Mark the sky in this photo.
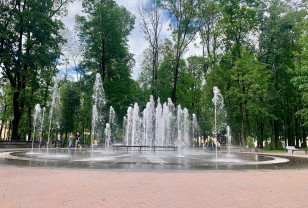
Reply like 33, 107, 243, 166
60, 0, 203, 80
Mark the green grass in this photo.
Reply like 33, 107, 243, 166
261, 149, 286, 153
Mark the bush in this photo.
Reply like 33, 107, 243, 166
270, 142, 276, 150
276, 140, 283, 150
84, 134, 91, 145
263, 141, 270, 151
247, 136, 255, 149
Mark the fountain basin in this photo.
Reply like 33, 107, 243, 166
1, 149, 307, 171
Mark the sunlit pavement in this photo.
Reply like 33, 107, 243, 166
1, 164, 308, 208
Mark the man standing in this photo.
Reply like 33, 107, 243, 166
57, 132, 61, 148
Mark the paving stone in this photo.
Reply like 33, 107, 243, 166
0, 165, 308, 207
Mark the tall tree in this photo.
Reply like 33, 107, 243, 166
138, 0, 163, 101
76, 0, 138, 123
0, 0, 71, 140
76, 0, 135, 81
292, 18, 308, 146
162, 0, 205, 103
198, 0, 222, 73
259, 0, 306, 147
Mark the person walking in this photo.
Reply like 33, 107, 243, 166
68, 132, 74, 148
57, 132, 62, 148
216, 140, 221, 151
75, 132, 81, 148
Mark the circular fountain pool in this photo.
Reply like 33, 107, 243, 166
1, 149, 308, 171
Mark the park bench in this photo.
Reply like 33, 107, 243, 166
286, 146, 307, 155
113, 145, 178, 153
286, 146, 297, 154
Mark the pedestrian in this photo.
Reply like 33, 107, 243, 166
93, 138, 98, 149
68, 132, 74, 148
210, 140, 215, 151
75, 132, 81, 148
216, 140, 221, 151
40, 136, 44, 148
57, 132, 61, 148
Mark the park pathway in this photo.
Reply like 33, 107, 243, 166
0, 165, 308, 208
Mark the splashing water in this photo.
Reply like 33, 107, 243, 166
91, 74, 106, 151
105, 123, 111, 150
212, 86, 224, 160
47, 82, 60, 151
39, 107, 45, 151
32, 104, 41, 152
226, 126, 232, 155
124, 96, 197, 150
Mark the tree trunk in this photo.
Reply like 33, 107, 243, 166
302, 126, 307, 148
101, 39, 106, 81
273, 120, 279, 149
239, 102, 245, 145
12, 91, 22, 140
258, 119, 264, 148
295, 117, 300, 148
287, 115, 294, 146
0, 104, 7, 140
7, 119, 12, 140
269, 119, 275, 148
244, 98, 250, 137
171, 56, 180, 104
28, 105, 33, 141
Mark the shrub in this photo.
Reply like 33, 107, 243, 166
276, 140, 283, 150
84, 134, 91, 145
263, 141, 270, 151
270, 142, 276, 150
247, 136, 255, 149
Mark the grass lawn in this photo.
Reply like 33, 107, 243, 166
261, 150, 287, 153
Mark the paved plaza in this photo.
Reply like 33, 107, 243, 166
1, 163, 308, 208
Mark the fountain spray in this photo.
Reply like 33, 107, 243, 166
32, 104, 41, 152
47, 82, 60, 152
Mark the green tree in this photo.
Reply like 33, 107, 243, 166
258, 0, 306, 147
0, 0, 71, 140
162, 0, 205, 103
76, 0, 138, 125
217, 0, 260, 144
177, 56, 204, 114
76, 0, 135, 81
138, 0, 163, 100
293, 19, 308, 146
60, 82, 80, 142
198, 0, 222, 72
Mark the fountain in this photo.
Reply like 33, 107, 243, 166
91, 104, 98, 151
91, 73, 106, 151
226, 126, 232, 155
192, 114, 198, 149
104, 123, 111, 150
47, 82, 60, 151
39, 107, 45, 151
3, 78, 296, 172
124, 96, 194, 151
212, 86, 225, 160
31, 104, 41, 152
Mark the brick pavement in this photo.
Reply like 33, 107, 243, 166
0, 165, 308, 208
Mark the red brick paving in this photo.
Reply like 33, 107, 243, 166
1, 165, 308, 208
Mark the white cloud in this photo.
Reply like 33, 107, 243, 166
60, 0, 203, 80
61, 1, 83, 31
